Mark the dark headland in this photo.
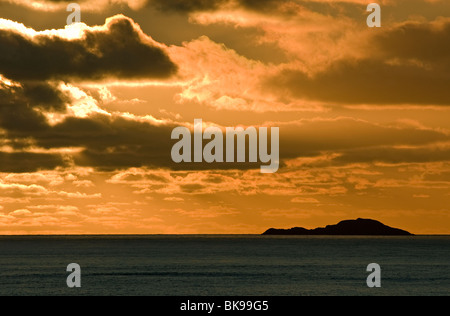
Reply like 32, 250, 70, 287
262, 218, 414, 236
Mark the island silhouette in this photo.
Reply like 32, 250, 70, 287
262, 218, 414, 236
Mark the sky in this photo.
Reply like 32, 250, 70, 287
0, 0, 449, 234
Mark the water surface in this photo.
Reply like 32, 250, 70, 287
0, 235, 448, 296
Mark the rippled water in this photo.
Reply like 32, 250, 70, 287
0, 235, 449, 296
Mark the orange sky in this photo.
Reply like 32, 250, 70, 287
0, 0, 449, 234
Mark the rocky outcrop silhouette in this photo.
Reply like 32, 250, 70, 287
262, 218, 413, 236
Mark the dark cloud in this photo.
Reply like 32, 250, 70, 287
271, 60, 450, 105
0, 152, 66, 172
374, 19, 450, 63
31, 115, 270, 171
21, 82, 69, 112
148, 0, 227, 13
336, 146, 450, 165
279, 119, 449, 159
0, 15, 179, 172
44, 116, 448, 171
0, 0, 292, 14
0, 15, 177, 81
0, 83, 54, 132
148, 0, 287, 13
0, 81, 67, 172
268, 19, 450, 106
37, 115, 176, 170
238, 0, 290, 12
0, 110, 184, 172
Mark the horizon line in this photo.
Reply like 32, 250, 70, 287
1, 234, 449, 237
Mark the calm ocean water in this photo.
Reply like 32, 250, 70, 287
0, 235, 449, 296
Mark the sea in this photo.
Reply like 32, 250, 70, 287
0, 235, 449, 296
